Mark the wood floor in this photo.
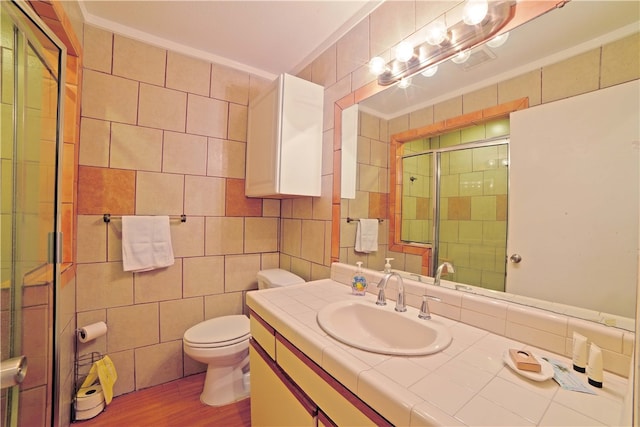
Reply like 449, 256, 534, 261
78, 373, 251, 427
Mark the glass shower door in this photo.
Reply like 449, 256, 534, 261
1, 1, 64, 426
435, 142, 509, 291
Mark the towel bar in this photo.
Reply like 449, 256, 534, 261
103, 214, 187, 223
346, 217, 383, 223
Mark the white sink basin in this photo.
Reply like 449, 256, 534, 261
317, 300, 452, 356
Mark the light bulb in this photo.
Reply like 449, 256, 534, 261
463, 0, 488, 25
425, 20, 447, 46
451, 50, 471, 64
487, 32, 510, 48
398, 77, 412, 89
421, 65, 438, 77
395, 41, 414, 63
368, 56, 386, 76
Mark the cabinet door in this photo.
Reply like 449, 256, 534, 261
246, 74, 323, 197
276, 336, 391, 426
278, 74, 323, 196
249, 341, 316, 426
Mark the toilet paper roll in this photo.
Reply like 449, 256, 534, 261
78, 321, 107, 343
74, 399, 105, 421
75, 385, 105, 411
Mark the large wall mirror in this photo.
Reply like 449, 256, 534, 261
335, 0, 639, 329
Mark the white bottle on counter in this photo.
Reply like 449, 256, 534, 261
384, 258, 394, 273
587, 343, 603, 388
572, 332, 588, 373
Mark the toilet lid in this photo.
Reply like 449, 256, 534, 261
184, 315, 250, 345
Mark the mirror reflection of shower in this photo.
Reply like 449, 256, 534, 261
401, 118, 510, 292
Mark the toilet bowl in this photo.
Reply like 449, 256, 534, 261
183, 269, 304, 407
183, 315, 250, 406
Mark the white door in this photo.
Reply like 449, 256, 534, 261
507, 80, 639, 318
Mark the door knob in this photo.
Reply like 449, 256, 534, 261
0, 356, 27, 389
509, 254, 522, 263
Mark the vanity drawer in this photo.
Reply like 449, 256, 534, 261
276, 334, 391, 427
249, 310, 276, 359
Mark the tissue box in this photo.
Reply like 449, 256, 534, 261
509, 349, 541, 372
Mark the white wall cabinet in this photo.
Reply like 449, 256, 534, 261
245, 73, 324, 198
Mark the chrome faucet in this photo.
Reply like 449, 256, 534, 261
376, 272, 406, 312
433, 262, 454, 286
418, 294, 441, 320
418, 262, 453, 320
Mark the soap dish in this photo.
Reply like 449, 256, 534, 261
503, 350, 554, 381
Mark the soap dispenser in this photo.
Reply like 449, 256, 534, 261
384, 258, 394, 274
352, 262, 368, 296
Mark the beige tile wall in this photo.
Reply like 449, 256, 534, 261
75, 25, 276, 394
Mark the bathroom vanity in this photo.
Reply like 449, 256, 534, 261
247, 263, 632, 426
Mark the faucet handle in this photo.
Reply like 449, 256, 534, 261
418, 295, 441, 320
395, 292, 407, 312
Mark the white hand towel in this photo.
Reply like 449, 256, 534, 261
121, 216, 174, 272
355, 219, 378, 253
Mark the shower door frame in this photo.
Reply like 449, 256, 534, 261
1, 1, 66, 426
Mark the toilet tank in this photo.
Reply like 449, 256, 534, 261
256, 269, 305, 289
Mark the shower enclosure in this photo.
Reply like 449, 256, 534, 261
1, 1, 65, 426
401, 119, 509, 291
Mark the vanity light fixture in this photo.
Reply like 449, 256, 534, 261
421, 65, 438, 77
398, 77, 412, 89
425, 19, 447, 46
450, 50, 471, 64
395, 41, 414, 63
487, 31, 510, 48
368, 56, 386, 76
370, 0, 515, 87
463, 0, 489, 25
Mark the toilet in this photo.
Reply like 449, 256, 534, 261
183, 269, 304, 406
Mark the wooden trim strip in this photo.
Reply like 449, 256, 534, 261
250, 339, 317, 417
276, 333, 393, 426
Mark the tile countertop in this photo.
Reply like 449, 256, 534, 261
246, 279, 630, 427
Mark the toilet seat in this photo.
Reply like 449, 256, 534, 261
183, 315, 250, 349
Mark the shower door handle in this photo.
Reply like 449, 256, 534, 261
509, 254, 522, 263
0, 356, 27, 389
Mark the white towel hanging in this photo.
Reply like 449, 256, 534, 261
121, 216, 174, 272
355, 219, 378, 253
